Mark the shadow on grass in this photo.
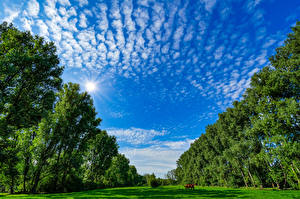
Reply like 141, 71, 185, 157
0, 186, 245, 199
82, 187, 243, 199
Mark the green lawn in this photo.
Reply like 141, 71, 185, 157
0, 186, 299, 199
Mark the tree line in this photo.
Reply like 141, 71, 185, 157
174, 22, 300, 189
0, 22, 143, 194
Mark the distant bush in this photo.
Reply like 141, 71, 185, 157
150, 178, 160, 188
144, 173, 160, 188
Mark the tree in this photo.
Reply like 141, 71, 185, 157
145, 173, 160, 187
165, 169, 177, 184
127, 165, 142, 186
104, 154, 130, 187
244, 21, 300, 189
84, 130, 118, 186
30, 83, 101, 193
0, 22, 63, 133
0, 22, 63, 193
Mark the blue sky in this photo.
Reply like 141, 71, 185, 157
1, 0, 299, 177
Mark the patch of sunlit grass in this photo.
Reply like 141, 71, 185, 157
1, 186, 299, 198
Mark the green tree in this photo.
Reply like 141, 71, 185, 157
0, 22, 63, 133
30, 83, 101, 193
84, 130, 118, 187
0, 22, 63, 193
165, 169, 177, 185
127, 165, 141, 186
244, 22, 300, 189
104, 154, 130, 187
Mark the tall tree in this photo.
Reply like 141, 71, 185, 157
84, 130, 118, 186
244, 21, 300, 189
0, 22, 63, 132
104, 154, 130, 187
30, 83, 101, 193
0, 22, 63, 193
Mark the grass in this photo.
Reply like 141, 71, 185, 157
0, 186, 299, 199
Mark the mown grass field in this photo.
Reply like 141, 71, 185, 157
0, 186, 299, 199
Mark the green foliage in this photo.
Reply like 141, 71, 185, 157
175, 21, 300, 189
145, 173, 161, 188
103, 154, 142, 188
84, 130, 118, 186
165, 169, 178, 185
0, 22, 63, 131
0, 22, 63, 194
29, 82, 102, 193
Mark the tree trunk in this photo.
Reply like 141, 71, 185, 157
30, 152, 50, 193
31, 139, 56, 193
291, 163, 300, 190
10, 177, 14, 194
53, 146, 62, 192
240, 169, 248, 187
31, 164, 43, 193
61, 166, 68, 192
248, 170, 256, 187
23, 156, 30, 193
279, 163, 287, 188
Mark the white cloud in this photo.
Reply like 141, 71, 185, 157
263, 39, 276, 48
79, 13, 87, 28
27, 0, 40, 17
133, 7, 149, 30
162, 139, 194, 150
214, 46, 225, 60
245, 0, 262, 13
201, 0, 216, 13
120, 138, 194, 177
57, 0, 71, 6
44, 0, 58, 19
107, 127, 166, 145
21, 17, 34, 31
110, 0, 122, 19
106, 127, 194, 177
3, 6, 20, 23
173, 26, 184, 50
96, 3, 108, 32
37, 20, 49, 37
249, 67, 260, 77
76, 0, 88, 7
112, 19, 123, 30
84, 9, 93, 16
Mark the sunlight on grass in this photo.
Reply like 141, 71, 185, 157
1, 186, 299, 199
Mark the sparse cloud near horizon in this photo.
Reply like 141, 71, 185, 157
107, 127, 194, 177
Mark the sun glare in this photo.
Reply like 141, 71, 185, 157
85, 81, 96, 92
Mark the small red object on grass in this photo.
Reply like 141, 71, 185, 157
184, 184, 195, 190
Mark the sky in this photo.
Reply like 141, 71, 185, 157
1, 0, 299, 177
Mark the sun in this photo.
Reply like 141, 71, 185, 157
85, 81, 97, 92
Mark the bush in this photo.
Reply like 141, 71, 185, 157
150, 178, 160, 188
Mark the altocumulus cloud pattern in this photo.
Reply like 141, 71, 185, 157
1, 0, 299, 177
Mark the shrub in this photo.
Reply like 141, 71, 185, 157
150, 178, 160, 188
